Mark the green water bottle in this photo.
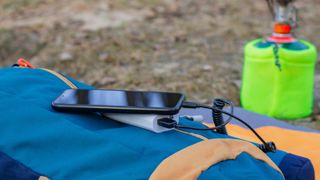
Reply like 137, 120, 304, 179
241, 1, 317, 119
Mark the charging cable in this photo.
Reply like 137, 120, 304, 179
157, 101, 277, 153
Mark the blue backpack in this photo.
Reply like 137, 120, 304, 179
0, 64, 314, 180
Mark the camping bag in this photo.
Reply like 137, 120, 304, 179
0, 66, 314, 179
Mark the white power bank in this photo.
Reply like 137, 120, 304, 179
104, 113, 179, 133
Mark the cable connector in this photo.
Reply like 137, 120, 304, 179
182, 101, 200, 108
182, 115, 204, 122
213, 99, 227, 134
258, 142, 277, 153
157, 118, 177, 129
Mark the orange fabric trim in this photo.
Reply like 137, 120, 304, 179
174, 129, 208, 140
150, 139, 283, 180
223, 124, 320, 180
40, 68, 78, 89
38, 176, 50, 180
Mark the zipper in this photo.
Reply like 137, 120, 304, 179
14, 59, 77, 89
40, 68, 78, 89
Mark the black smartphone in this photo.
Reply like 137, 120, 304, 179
52, 89, 185, 115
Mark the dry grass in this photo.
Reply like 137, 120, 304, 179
0, 0, 319, 129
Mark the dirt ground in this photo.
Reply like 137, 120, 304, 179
1, 0, 320, 129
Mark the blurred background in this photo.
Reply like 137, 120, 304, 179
0, 0, 319, 128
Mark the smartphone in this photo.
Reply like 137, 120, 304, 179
52, 89, 185, 115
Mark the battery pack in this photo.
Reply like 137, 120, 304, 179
104, 113, 179, 133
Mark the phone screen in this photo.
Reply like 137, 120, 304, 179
52, 89, 184, 113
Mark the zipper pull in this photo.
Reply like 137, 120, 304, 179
15, 58, 35, 68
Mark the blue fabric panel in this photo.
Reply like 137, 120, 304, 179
0, 151, 40, 180
198, 152, 283, 180
279, 153, 315, 180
